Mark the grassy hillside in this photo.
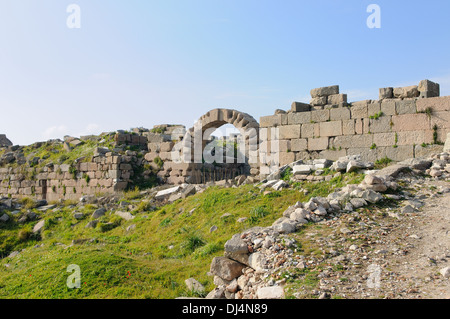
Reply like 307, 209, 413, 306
0, 172, 364, 299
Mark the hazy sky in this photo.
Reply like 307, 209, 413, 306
1, 0, 450, 145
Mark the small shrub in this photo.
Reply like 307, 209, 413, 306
183, 234, 206, 253
370, 143, 377, 150
154, 157, 164, 169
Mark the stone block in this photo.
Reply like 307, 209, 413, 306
310, 96, 327, 106
373, 132, 396, 147
369, 116, 392, 133
327, 94, 347, 105
395, 100, 416, 115
430, 111, 450, 129
279, 140, 291, 152
301, 123, 319, 138
415, 144, 445, 158
310, 85, 339, 98
381, 101, 396, 116
416, 96, 450, 113
393, 85, 420, 99
319, 149, 347, 161
367, 102, 381, 117
342, 119, 355, 135
347, 147, 378, 162
319, 121, 342, 137
288, 112, 311, 125
333, 134, 373, 149
307, 137, 329, 151
396, 131, 425, 146
379, 87, 393, 100
350, 104, 368, 119
279, 152, 295, 166
311, 109, 330, 122
260, 115, 281, 128
291, 102, 311, 112
418, 79, 440, 98
379, 145, 414, 162
391, 114, 431, 131
290, 139, 308, 151
330, 107, 351, 121
279, 125, 301, 139
158, 142, 174, 152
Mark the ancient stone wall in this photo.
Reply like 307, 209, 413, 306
259, 80, 449, 177
0, 150, 134, 202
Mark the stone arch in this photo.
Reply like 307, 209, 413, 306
180, 108, 259, 181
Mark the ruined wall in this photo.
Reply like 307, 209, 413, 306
0, 150, 134, 202
259, 80, 449, 177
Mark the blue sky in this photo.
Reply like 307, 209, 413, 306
1, 0, 450, 145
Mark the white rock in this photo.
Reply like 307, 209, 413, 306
293, 165, 312, 175
115, 211, 135, 221
248, 252, 267, 271
155, 186, 181, 200
440, 267, 450, 278
33, 220, 45, 233
185, 278, 205, 293
257, 286, 285, 299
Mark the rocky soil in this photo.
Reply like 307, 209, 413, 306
206, 153, 450, 299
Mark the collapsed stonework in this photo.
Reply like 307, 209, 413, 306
0, 79, 449, 200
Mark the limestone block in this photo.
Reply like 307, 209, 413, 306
342, 119, 355, 135
372, 132, 396, 147
279, 125, 301, 139
319, 149, 347, 161
369, 116, 392, 133
327, 94, 347, 105
333, 134, 373, 149
393, 85, 420, 99
346, 147, 378, 162
330, 107, 351, 121
290, 139, 308, 151
301, 123, 319, 138
381, 101, 396, 116
288, 112, 311, 125
379, 87, 393, 100
291, 102, 311, 112
279, 140, 291, 152
430, 111, 450, 129
279, 152, 295, 166
395, 100, 416, 115
311, 109, 330, 122
310, 85, 339, 98
367, 102, 381, 117
307, 137, 329, 151
260, 115, 281, 128
310, 96, 327, 106
391, 114, 431, 131
379, 145, 414, 162
393, 130, 423, 145
319, 121, 342, 137
416, 96, 450, 113
418, 79, 440, 98
350, 104, 368, 119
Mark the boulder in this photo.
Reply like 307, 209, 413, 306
155, 186, 181, 200
224, 234, 249, 255
210, 257, 246, 281
185, 278, 205, 293
91, 207, 107, 219
115, 211, 135, 221
33, 220, 45, 233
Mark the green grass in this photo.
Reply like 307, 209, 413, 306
0, 184, 305, 299
0, 170, 367, 299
